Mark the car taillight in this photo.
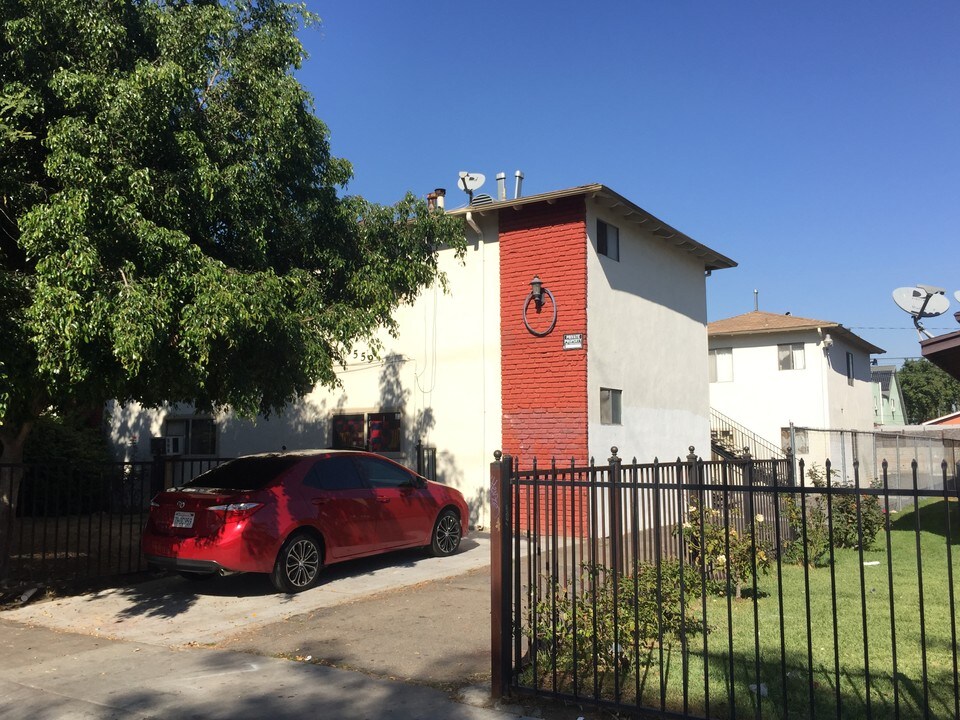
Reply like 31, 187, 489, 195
208, 502, 264, 521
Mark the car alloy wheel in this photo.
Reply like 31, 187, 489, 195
271, 532, 322, 593
431, 509, 461, 557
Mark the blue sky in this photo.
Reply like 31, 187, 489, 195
297, 2, 959, 365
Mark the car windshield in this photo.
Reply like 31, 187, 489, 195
182, 456, 303, 491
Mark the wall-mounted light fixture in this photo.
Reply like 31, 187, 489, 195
523, 275, 557, 336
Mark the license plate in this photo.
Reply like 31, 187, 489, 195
172, 511, 195, 529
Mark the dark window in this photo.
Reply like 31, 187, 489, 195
597, 219, 620, 261
600, 388, 622, 425
304, 455, 365, 491
846, 352, 855, 386
331, 414, 365, 449
164, 417, 217, 455
332, 411, 402, 453
357, 457, 416, 489
367, 412, 401, 452
184, 456, 301, 491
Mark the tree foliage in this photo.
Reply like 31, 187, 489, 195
0, 0, 463, 461
898, 359, 960, 424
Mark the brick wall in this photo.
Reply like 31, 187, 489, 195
499, 196, 590, 534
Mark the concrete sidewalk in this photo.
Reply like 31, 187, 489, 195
0, 620, 536, 720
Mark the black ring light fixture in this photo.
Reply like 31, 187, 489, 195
522, 275, 557, 336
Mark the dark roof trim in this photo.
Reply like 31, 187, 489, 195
921, 329, 960, 381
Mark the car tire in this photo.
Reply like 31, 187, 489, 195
430, 509, 462, 557
178, 570, 216, 582
270, 531, 323, 593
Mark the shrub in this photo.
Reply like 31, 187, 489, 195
677, 497, 771, 599
527, 561, 701, 687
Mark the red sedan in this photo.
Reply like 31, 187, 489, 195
142, 450, 469, 593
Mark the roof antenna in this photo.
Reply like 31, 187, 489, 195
754, 289, 759, 312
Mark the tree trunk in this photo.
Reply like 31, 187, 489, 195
0, 422, 31, 581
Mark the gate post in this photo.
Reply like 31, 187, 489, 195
608, 447, 623, 574
490, 450, 512, 699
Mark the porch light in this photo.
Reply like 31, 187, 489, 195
530, 276, 544, 309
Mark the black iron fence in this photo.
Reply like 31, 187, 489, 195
490, 448, 960, 720
0, 458, 225, 585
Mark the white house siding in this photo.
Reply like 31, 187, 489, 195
709, 329, 878, 473
708, 332, 829, 450
586, 201, 711, 464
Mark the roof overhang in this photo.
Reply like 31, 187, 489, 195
710, 322, 885, 355
447, 184, 737, 272
921, 330, 960, 381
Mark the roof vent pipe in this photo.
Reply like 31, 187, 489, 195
514, 170, 524, 199
434, 188, 446, 211
496, 173, 506, 201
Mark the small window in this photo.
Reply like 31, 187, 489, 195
331, 414, 366, 450
332, 411, 402, 453
597, 219, 620, 261
846, 352, 855, 386
600, 388, 622, 425
777, 343, 805, 371
357, 456, 416, 489
709, 348, 733, 382
164, 417, 217, 456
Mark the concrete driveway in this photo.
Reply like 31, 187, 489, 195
1, 534, 491, 648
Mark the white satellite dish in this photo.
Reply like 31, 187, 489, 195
892, 285, 950, 340
457, 172, 486, 193
892, 287, 949, 317
955, 290, 960, 304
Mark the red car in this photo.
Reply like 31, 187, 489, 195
142, 450, 469, 593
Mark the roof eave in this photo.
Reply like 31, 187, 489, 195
447, 184, 737, 272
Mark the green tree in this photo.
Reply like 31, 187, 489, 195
0, 0, 464, 469
898, 359, 960, 424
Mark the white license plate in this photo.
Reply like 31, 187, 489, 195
172, 511, 195, 529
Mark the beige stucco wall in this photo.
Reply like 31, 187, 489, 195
586, 199, 712, 463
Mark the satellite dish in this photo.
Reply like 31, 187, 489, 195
955, 290, 960, 304
892, 287, 949, 317
457, 172, 485, 193
892, 285, 950, 340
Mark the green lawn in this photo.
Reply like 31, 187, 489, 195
524, 498, 960, 720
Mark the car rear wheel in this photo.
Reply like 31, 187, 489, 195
430, 509, 462, 557
271, 532, 323, 593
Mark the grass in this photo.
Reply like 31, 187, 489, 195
523, 497, 960, 720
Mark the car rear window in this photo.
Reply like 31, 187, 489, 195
183, 456, 304, 490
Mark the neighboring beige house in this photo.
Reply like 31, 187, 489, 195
111, 182, 736, 527
708, 311, 884, 465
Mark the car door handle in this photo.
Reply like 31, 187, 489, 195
377, 496, 390, 503
312, 498, 331, 505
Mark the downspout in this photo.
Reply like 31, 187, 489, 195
465, 211, 489, 530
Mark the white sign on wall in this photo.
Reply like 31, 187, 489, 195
563, 333, 584, 350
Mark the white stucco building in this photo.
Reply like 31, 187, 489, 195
111, 183, 736, 526
708, 311, 884, 463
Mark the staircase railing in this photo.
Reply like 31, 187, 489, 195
710, 408, 785, 461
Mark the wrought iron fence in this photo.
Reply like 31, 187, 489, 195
490, 449, 960, 720
0, 458, 226, 585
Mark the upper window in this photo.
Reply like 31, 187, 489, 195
331, 411, 402, 453
600, 388, 622, 425
164, 417, 217, 456
846, 352, 855, 386
777, 343, 805, 371
709, 348, 733, 383
597, 219, 620, 261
